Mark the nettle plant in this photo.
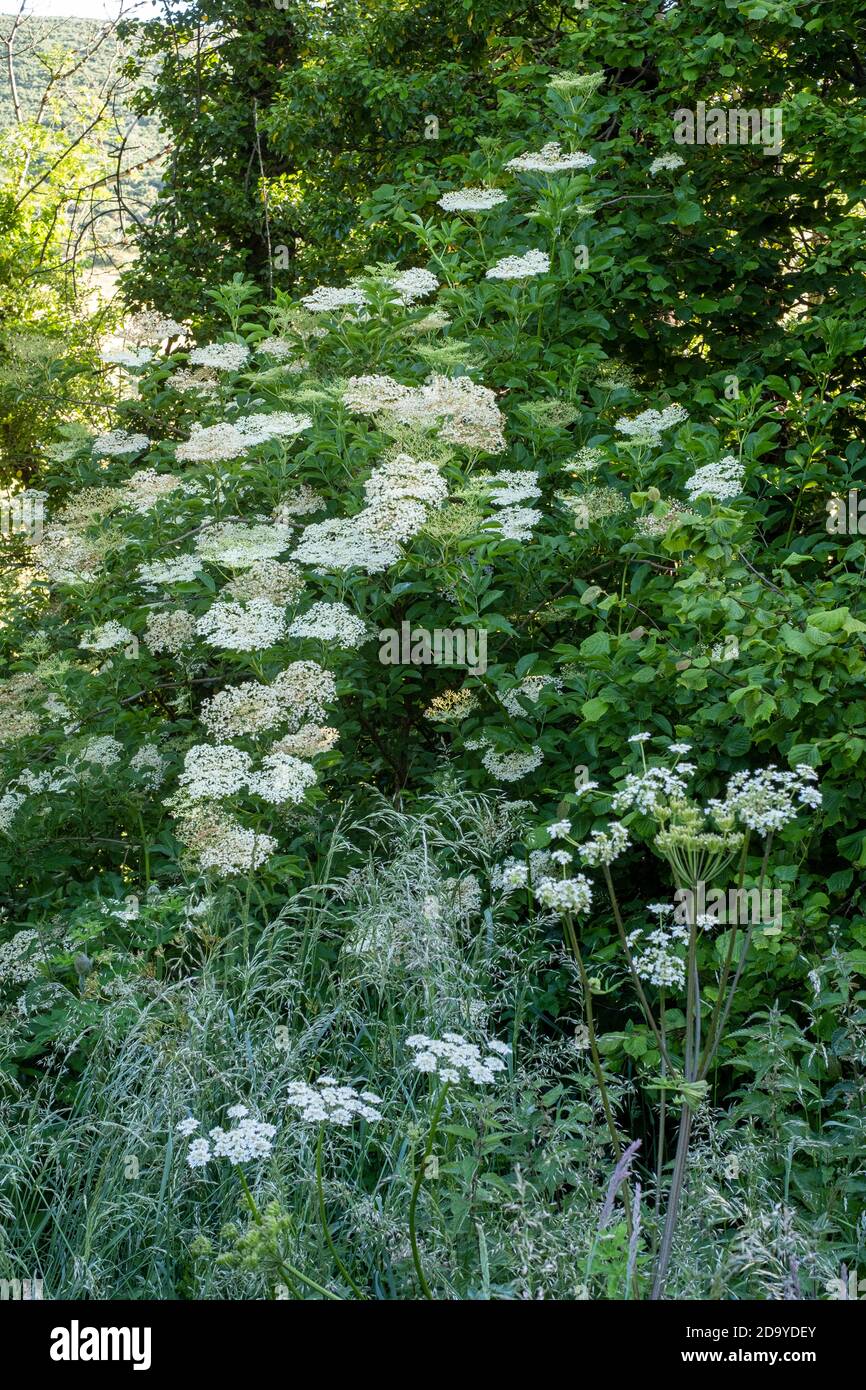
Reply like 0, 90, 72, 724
513, 737, 823, 1297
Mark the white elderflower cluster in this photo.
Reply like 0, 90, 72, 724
364, 454, 448, 509
273, 484, 325, 519
200, 679, 290, 739
225, 559, 305, 605
101, 347, 153, 369
144, 609, 197, 655
78, 735, 124, 768
649, 154, 685, 175
92, 429, 150, 458
614, 404, 689, 447
185, 1108, 277, 1168
256, 336, 295, 360
684, 455, 745, 502
490, 857, 529, 893
407, 1033, 510, 1085
127, 310, 185, 342
344, 373, 505, 453
578, 822, 630, 866
343, 374, 413, 415
286, 1078, 383, 1125
388, 267, 439, 304
486, 249, 551, 281
499, 673, 562, 718
292, 513, 407, 574
437, 187, 508, 212
233, 411, 312, 445
708, 766, 821, 837
188, 342, 250, 372
169, 367, 219, 396
137, 555, 203, 587
612, 765, 694, 815
0, 928, 49, 986
130, 743, 168, 789
444, 873, 483, 918
493, 505, 542, 540
272, 723, 339, 758
634, 501, 694, 536
123, 469, 185, 513
300, 285, 368, 313
179, 744, 255, 800
252, 751, 317, 805
175, 422, 248, 463
195, 521, 294, 569
196, 597, 287, 651
533, 873, 593, 915
484, 469, 541, 506
481, 745, 544, 781
288, 601, 368, 648
174, 804, 278, 875
79, 620, 134, 652
505, 142, 596, 173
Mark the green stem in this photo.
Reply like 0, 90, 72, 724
409, 1081, 450, 1299
316, 1126, 366, 1298
236, 1167, 343, 1302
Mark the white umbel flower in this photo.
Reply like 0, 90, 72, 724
486, 249, 550, 281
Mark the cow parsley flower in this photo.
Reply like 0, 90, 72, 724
548, 819, 572, 839
708, 766, 821, 836
406, 1033, 510, 1085
177, 1117, 200, 1138
578, 822, 630, 866
534, 874, 592, 915
286, 1078, 383, 1125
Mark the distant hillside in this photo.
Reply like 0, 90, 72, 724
0, 13, 164, 260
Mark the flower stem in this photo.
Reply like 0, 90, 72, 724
316, 1125, 366, 1298
409, 1081, 450, 1299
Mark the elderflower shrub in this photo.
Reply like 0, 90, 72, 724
1, 39, 864, 1304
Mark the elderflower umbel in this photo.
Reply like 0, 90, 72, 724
92, 429, 150, 458
481, 745, 544, 782
505, 143, 596, 173
196, 598, 287, 651
437, 187, 508, 212
649, 154, 685, 175
486, 250, 550, 281
288, 602, 367, 648
684, 456, 745, 502
188, 343, 250, 372
407, 1033, 510, 1085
